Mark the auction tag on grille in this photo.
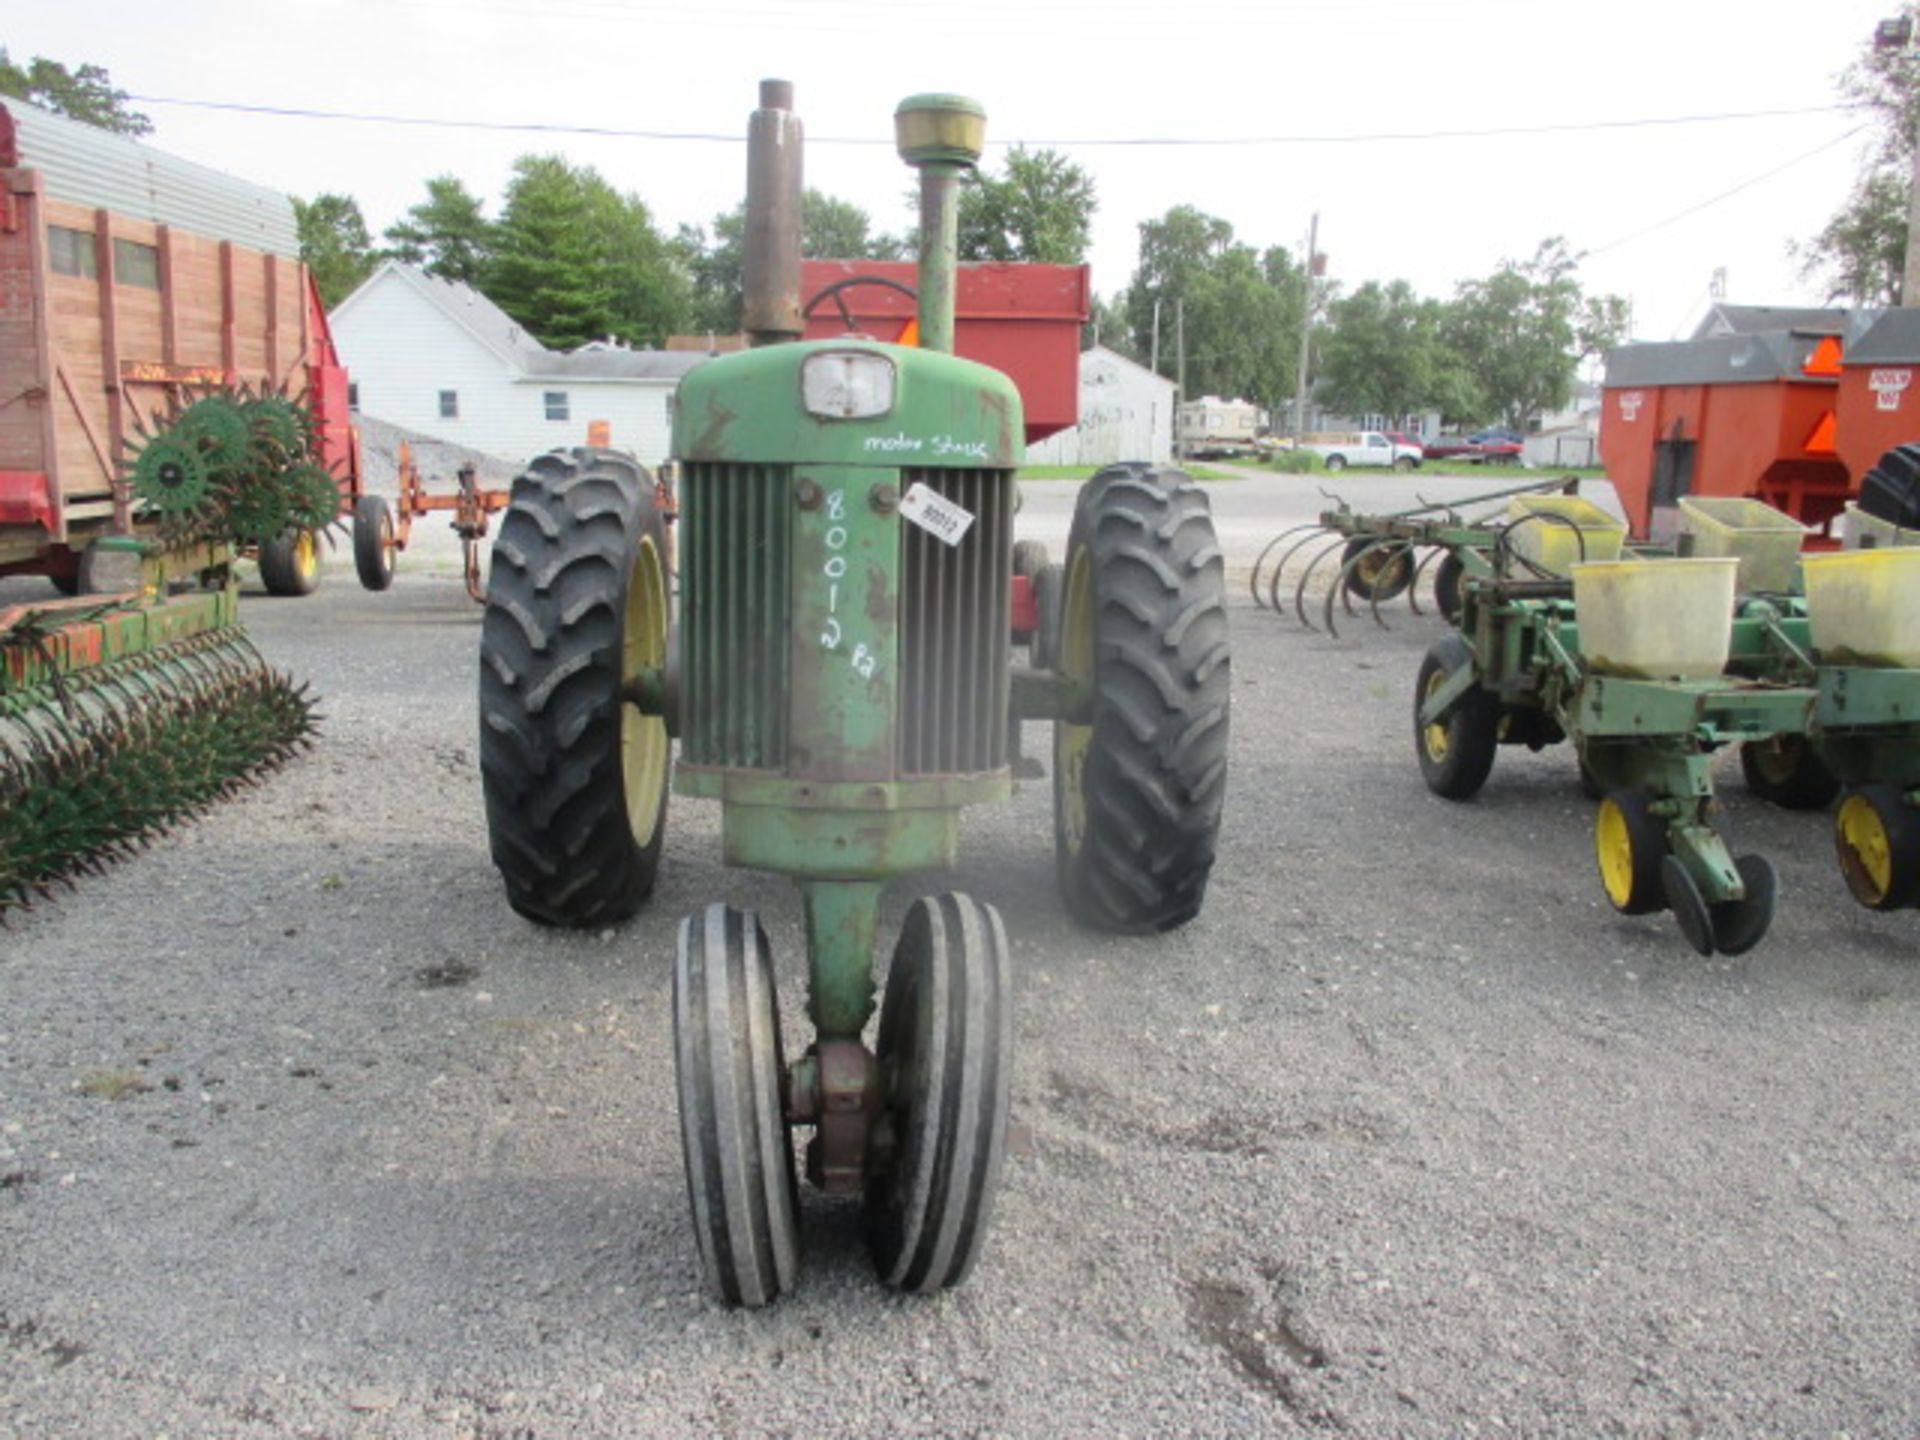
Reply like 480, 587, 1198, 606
898, 482, 974, 547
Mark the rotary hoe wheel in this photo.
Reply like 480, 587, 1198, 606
258, 529, 323, 597
479, 448, 670, 928
353, 495, 397, 592
1052, 464, 1230, 934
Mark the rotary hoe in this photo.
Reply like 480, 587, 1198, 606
0, 387, 333, 911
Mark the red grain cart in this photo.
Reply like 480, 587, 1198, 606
1834, 309, 1920, 489
1600, 329, 1850, 542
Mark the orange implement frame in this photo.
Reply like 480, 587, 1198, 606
385, 440, 677, 603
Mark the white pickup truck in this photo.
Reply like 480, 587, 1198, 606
1303, 431, 1422, 472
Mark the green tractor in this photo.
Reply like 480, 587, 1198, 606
478, 84, 1230, 1304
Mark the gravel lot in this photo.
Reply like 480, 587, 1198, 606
3, 466, 1918, 1437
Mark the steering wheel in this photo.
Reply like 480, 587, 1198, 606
802, 275, 919, 335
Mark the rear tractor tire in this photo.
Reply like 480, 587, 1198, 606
1053, 463, 1230, 933
479, 448, 671, 928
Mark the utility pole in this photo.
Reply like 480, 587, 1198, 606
1176, 298, 1187, 403
1293, 212, 1319, 437
1876, 16, 1920, 304
1150, 297, 1162, 377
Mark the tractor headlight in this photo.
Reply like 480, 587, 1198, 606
802, 351, 896, 420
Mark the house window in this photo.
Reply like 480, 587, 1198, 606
112, 238, 160, 290
544, 391, 570, 422
439, 390, 459, 419
348, 382, 360, 412
47, 225, 97, 279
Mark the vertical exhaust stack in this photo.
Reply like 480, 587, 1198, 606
742, 79, 804, 348
895, 94, 986, 357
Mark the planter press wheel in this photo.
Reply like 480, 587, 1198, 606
802, 275, 919, 336
1340, 537, 1412, 602
1739, 734, 1840, 811
674, 903, 800, 1308
865, 893, 1012, 1294
479, 448, 671, 928
353, 494, 397, 591
259, 528, 322, 597
1595, 790, 1667, 916
1414, 632, 1498, 800
1834, 783, 1920, 911
1053, 464, 1230, 933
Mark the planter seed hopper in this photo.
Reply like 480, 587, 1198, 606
477, 84, 1230, 1304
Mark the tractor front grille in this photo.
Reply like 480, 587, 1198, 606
679, 461, 791, 770
898, 467, 1014, 777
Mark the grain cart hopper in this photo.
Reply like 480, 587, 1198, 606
478, 83, 1230, 1304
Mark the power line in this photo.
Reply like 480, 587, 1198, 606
125, 93, 1861, 149
1584, 124, 1869, 260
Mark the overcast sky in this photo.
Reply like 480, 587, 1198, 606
6, 0, 1905, 341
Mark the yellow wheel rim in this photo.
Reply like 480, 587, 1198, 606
1595, 796, 1637, 910
1055, 547, 1096, 856
1355, 547, 1404, 589
1421, 663, 1451, 765
1837, 793, 1894, 906
1748, 735, 1801, 786
620, 536, 669, 847
293, 529, 318, 580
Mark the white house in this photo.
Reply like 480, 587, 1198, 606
330, 262, 711, 466
1025, 346, 1176, 467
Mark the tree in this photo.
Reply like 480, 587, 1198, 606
1087, 291, 1133, 356
295, 194, 377, 308
681, 189, 905, 336
1800, 7, 1920, 303
956, 147, 1096, 264
1442, 238, 1599, 430
0, 49, 150, 135
1124, 207, 1302, 410
1803, 169, 1908, 305
486, 155, 686, 349
383, 176, 491, 286
1317, 280, 1447, 420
